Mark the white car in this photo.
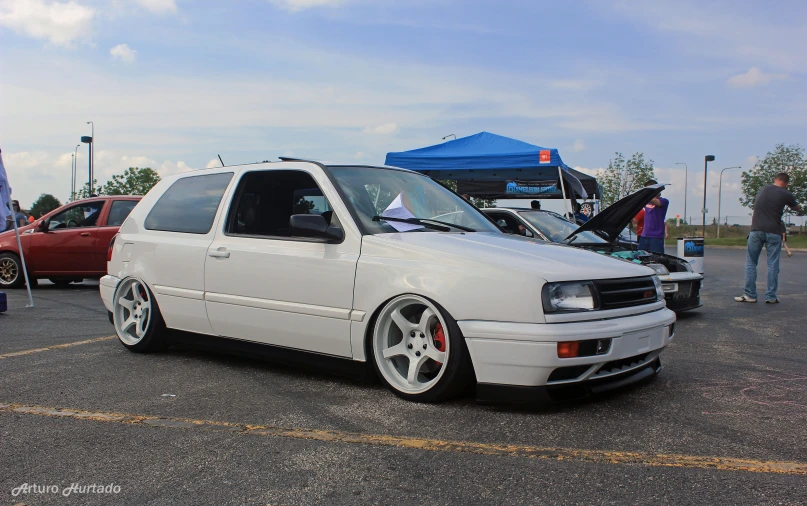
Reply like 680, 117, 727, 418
482, 185, 704, 312
100, 161, 676, 404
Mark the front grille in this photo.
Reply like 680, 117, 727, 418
596, 353, 649, 376
593, 277, 658, 310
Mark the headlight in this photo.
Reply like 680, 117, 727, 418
652, 275, 665, 301
542, 281, 596, 313
646, 263, 670, 275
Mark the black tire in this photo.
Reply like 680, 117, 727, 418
369, 295, 474, 403
112, 278, 168, 353
49, 278, 76, 287
0, 252, 25, 289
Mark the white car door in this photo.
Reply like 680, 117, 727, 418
203, 164, 361, 357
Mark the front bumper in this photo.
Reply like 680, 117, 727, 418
99, 274, 121, 313
477, 358, 662, 405
660, 274, 702, 312
459, 308, 676, 398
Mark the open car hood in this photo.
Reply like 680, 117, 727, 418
563, 184, 664, 244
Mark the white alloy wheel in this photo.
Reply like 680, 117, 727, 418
373, 295, 450, 395
114, 278, 153, 346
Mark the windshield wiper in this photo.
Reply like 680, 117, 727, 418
372, 216, 450, 232
416, 218, 475, 232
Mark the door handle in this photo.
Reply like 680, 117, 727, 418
208, 250, 230, 258
80, 232, 90, 237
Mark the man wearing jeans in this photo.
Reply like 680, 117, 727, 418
735, 173, 800, 303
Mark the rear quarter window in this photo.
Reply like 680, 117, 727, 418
144, 173, 234, 234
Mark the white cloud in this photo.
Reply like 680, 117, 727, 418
363, 123, 399, 135
727, 67, 787, 89
205, 158, 221, 169
159, 160, 193, 176
572, 139, 586, 152
110, 43, 137, 63
268, 0, 345, 12
550, 79, 602, 92
133, 0, 177, 15
0, 0, 94, 46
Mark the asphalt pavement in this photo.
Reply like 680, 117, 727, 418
1, 248, 806, 505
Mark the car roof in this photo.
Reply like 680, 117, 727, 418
481, 207, 544, 212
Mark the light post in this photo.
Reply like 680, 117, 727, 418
73, 144, 80, 200
81, 135, 93, 195
702, 155, 715, 238
442, 134, 456, 141
86, 121, 94, 194
675, 162, 688, 224
717, 166, 741, 238
70, 153, 74, 200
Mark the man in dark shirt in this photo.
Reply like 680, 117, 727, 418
735, 173, 801, 303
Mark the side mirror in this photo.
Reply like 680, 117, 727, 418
38, 220, 49, 232
289, 214, 344, 243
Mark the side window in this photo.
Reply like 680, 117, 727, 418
106, 200, 138, 227
49, 202, 105, 230
145, 173, 233, 234
226, 170, 335, 238
488, 212, 533, 237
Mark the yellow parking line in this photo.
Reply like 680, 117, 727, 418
1, 402, 805, 475
0, 336, 116, 359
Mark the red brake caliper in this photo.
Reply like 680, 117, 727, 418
432, 323, 446, 365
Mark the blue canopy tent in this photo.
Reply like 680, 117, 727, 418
384, 132, 593, 202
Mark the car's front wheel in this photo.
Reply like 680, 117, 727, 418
112, 278, 167, 353
0, 252, 25, 289
371, 295, 472, 402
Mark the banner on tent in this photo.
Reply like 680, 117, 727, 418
456, 179, 579, 199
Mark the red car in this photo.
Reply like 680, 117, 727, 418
0, 196, 142, 288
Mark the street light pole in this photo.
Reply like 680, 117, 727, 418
442, 134, 456, 141
703, 155, 715, 238
86, 121, 94, 195
717, 166, 741, 238
675, 162, 687, 223
73, 144, 80, 200
70, 153, 74, 200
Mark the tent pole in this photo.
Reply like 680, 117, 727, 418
558, 166, 570, 220
4, 185, 34, 307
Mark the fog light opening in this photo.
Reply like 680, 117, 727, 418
557, 341, 580, 358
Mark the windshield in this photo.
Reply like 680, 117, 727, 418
329, 166, 499, 234
518, 210, 607, 244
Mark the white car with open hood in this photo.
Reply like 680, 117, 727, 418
100, 160, 676, 404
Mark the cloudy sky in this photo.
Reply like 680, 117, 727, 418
1, 0, 805, 221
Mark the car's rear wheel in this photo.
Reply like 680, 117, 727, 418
113, 277, 166, 352
371, 294, 471, 402
0, 252, 25, 289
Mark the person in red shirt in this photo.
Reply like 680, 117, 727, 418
632, 209, 645, 241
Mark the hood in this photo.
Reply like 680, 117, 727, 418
364, 231, 655, 282
564, 184, 664, 243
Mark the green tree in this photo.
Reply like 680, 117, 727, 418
740, 143, 806, 214
596, 152, 656, 209
29, 194, 62, 218
75, 180, 103, 200
102, 167, 161, 196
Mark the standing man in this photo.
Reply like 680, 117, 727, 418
637, 180, 669, 253
735, 173, 800, 303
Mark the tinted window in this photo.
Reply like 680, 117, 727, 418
486, 212, 533, 238
49, 202, 105, 229
226, 170, 335, 238
106, 200, 138, 227
145, 173, 233, 234
518, 210, 607, 244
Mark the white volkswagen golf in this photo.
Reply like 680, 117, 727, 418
100, 160, 676, 404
